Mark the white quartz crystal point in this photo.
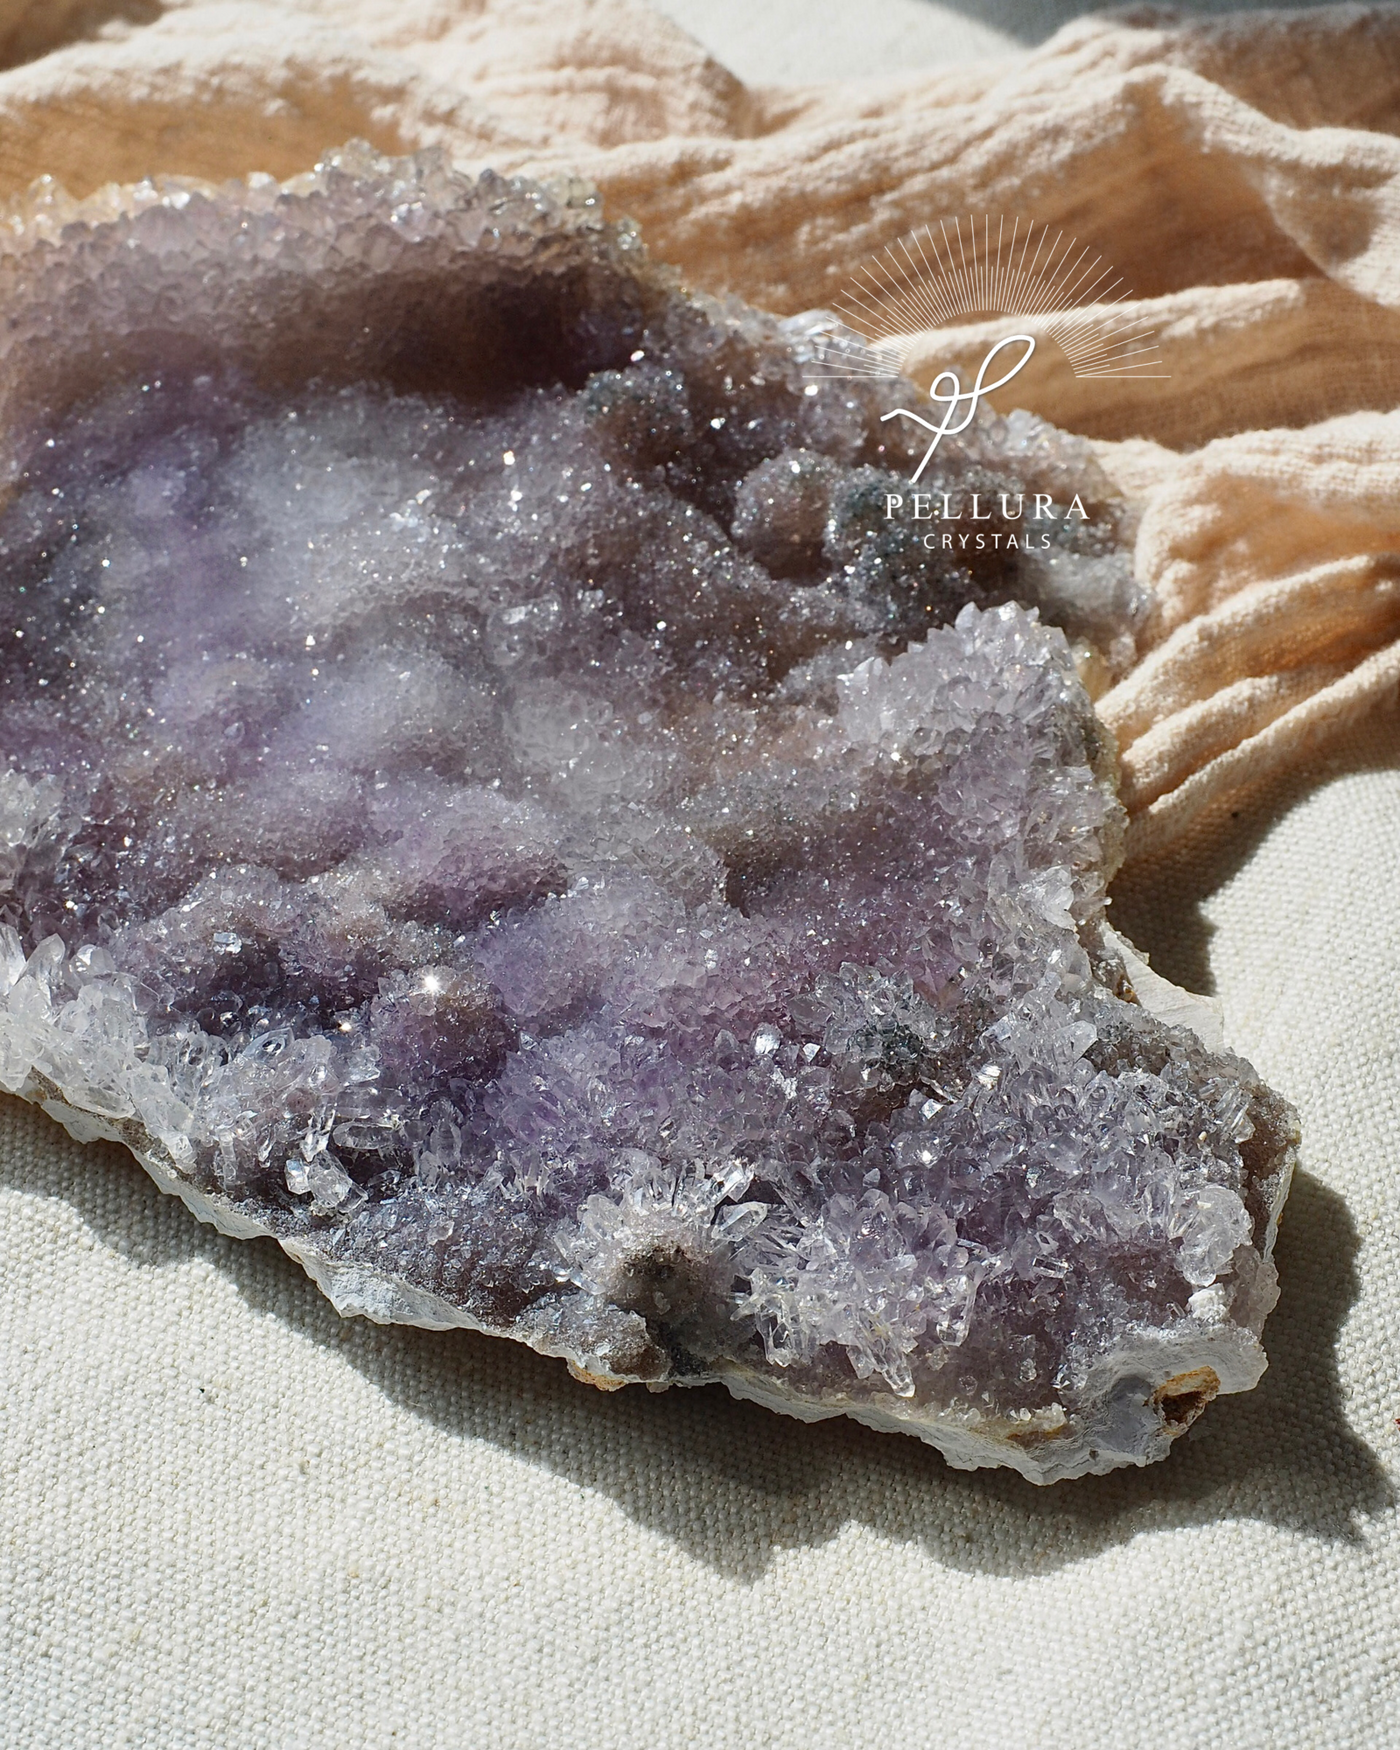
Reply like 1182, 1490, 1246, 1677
0, 147, 1296, 1481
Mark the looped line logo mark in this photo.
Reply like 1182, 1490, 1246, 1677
880, 331, 1037, 484
804, 215, 1169, 482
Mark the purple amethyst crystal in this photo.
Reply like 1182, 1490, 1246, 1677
0, 147, 1295, 1480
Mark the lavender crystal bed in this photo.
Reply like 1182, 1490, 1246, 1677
0, 147, 1295, 1481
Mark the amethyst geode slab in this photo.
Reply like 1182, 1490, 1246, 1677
0, 147, 1295, 1481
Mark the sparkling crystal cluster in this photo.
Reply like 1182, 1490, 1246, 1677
0, 147, 1295, 1479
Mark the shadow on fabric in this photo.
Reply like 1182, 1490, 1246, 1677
0, 1142, 1386, 1584
1110, 698, 1400, 994
926, 0, 1359, 49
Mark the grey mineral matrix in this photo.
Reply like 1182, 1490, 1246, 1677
0, 145, 1295, 1481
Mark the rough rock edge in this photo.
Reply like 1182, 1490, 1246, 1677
25, 944, 1297, 1485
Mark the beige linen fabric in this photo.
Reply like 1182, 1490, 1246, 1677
0, 4, 1398, 1745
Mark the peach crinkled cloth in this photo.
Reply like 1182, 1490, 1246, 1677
1, 0, 1399, 855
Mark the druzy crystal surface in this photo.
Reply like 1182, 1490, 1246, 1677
0, 148, 1295, 1480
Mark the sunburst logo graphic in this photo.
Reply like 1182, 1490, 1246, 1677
805, 215, 1168, 482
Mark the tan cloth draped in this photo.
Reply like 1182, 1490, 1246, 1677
1, 0, 1399, 853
